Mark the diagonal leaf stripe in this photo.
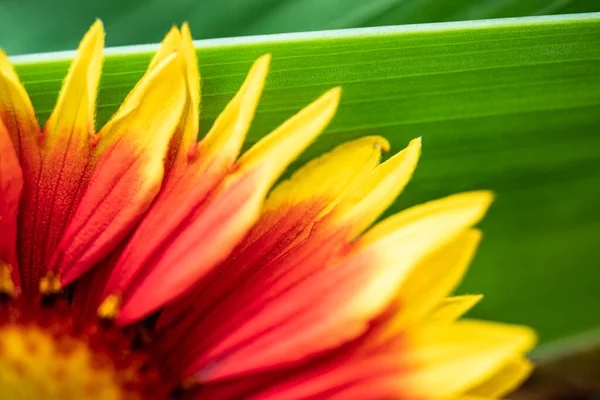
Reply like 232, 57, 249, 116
10, 13, 600, 355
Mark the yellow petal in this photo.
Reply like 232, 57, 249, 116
468, 357, 533, 398
44, 20, 103, 146
158, 24, 201, 162
196, 54, 270, 168
345, 192, 492, 319
179, 23, 200, 149
334, 137, 421, 238
0, 49, 41, 157
264, 135, 388, 215
380, 229, 482, 336
96, 53, 185, 157
235, 87, 341, 195
359, 191, 493, 250
403, 320, 536, 399
148, 26, 181, 72
427, 294, 484, 324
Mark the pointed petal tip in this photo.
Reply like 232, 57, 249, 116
181, 22, 191, 37
467, 190, 495, 212
83, 19, 105, 48
326, 86, 342, 102
166, 25, 182, 40
409, 136, 422, 148
248, 54, 271, 81
0, 48, 15, 74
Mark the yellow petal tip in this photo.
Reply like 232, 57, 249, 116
181, 22, 191, 37
45, 19, 105, 141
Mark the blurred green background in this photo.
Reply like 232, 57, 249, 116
4, 3, 600, 393
1, 0, 599, 55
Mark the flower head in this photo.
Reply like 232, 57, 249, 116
0, 22, 536, 399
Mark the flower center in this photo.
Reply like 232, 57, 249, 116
0, 294, 168, 399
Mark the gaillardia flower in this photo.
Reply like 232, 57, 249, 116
0, 22, 535, 399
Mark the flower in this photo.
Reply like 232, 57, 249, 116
0, 21, 536, 399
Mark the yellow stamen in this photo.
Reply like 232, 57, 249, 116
98, 294, 121, 320
0, 261, 15, 297
39, 273, 61, 295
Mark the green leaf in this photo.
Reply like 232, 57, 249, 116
1, 0, 599, 54
9, 13, 600, 355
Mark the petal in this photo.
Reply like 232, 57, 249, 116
403, 320, 536, 398
426, 294, 483, 324
0, 46, 42, 295
0, 120, 23, 293
0, 49, 41, 164
248, 337, 410, 400
111, 86, 341, 325
330, 136, 421, 238
154, 138, 421, 370
156, 135, 387, 332
8, 22, 103, 295
263, 135, 388, 217
91, 53, 270, 322
48, 53, 187, 287
178, 191, 491, 382
152, 24, 200, 171
43, 20, 103, 145
379, 229, 482, 337
467, 357, 533, 398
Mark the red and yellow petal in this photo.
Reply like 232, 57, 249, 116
160, 191, 491, 383
156, 135, 389, 331
0, 120, 23, 293
0, 48, 43, 296
47, 52, 187, 288
153, 137, 421, 380
112, 86, 341, 325
94, 53, 270, 323
1, 22, 103, 295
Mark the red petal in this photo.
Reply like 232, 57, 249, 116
0, 120, 23, 291
114, 167, 269, 325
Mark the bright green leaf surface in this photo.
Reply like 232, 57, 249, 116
9, 14, 600, 355
1, 0, 600, 54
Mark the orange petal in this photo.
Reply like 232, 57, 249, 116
112, 87, 340, 325
48, 53, 187, 287
0, 120, 23, 292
